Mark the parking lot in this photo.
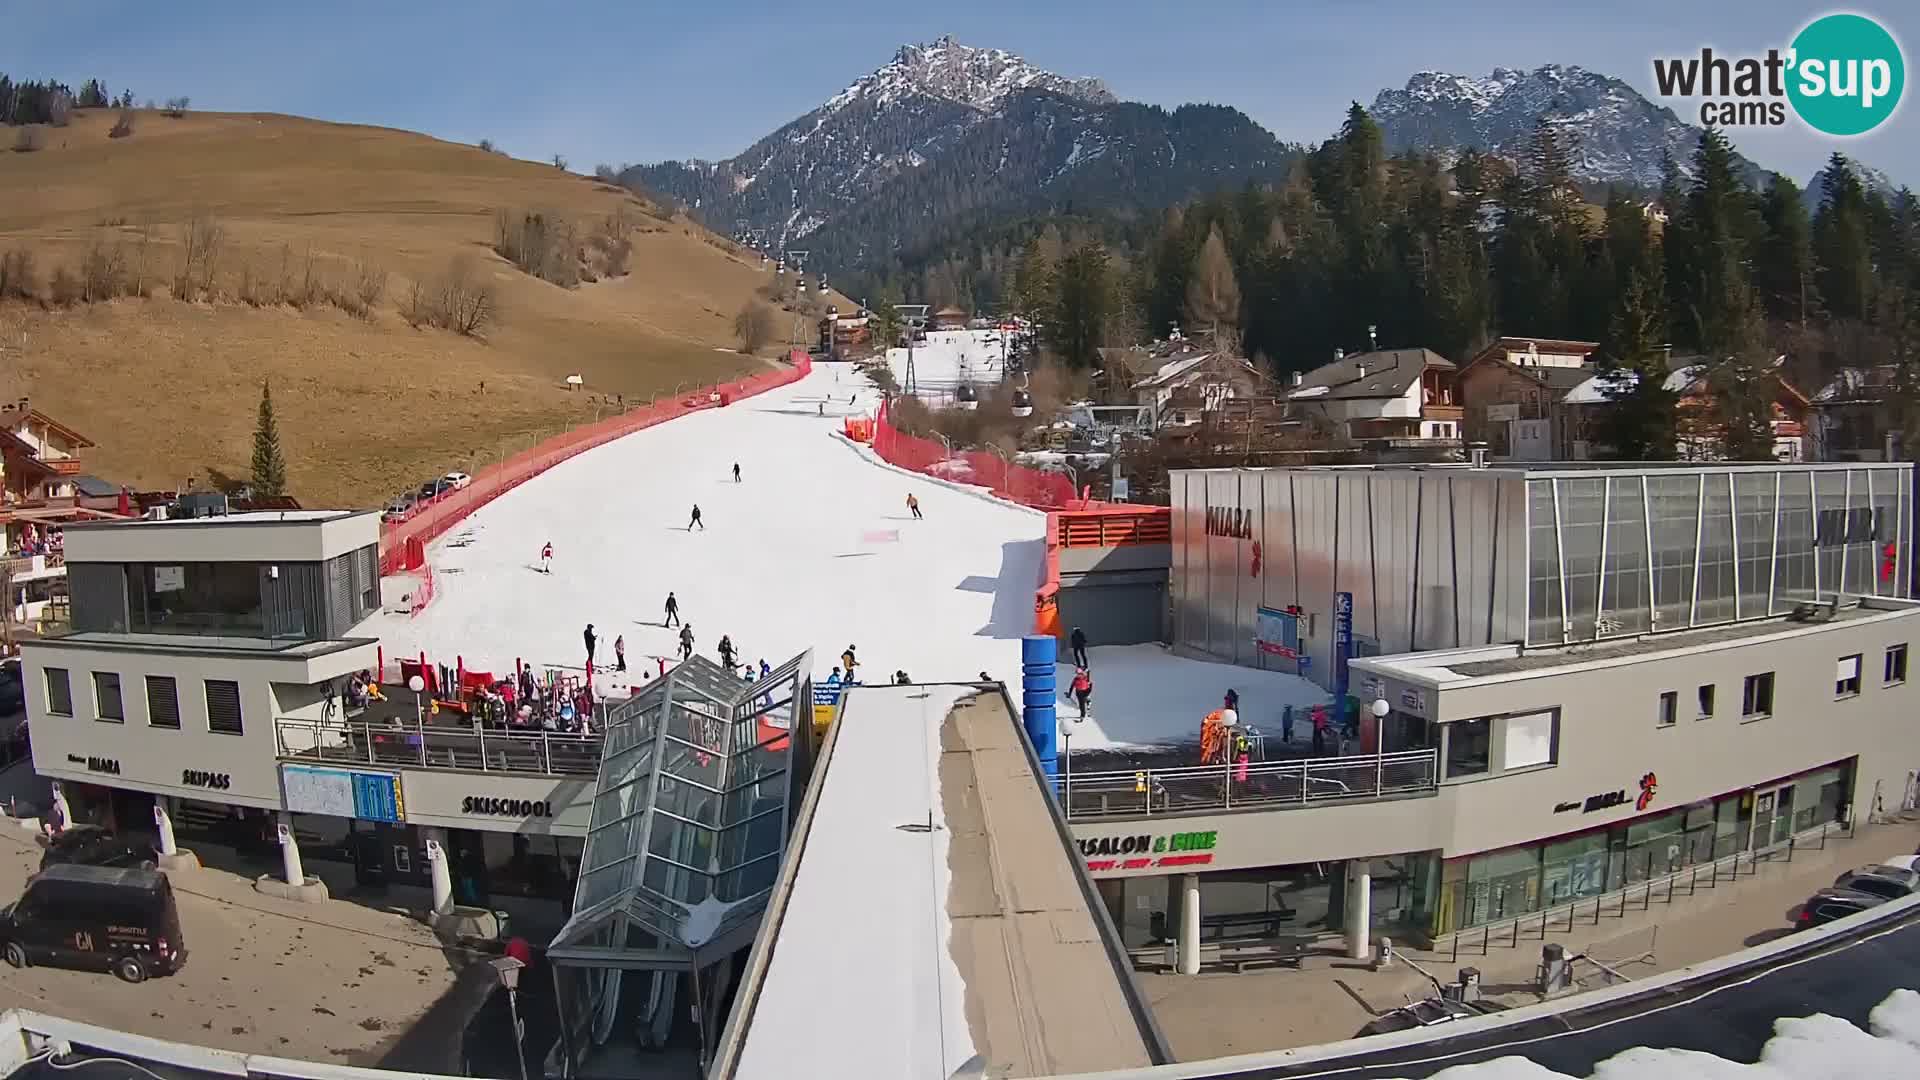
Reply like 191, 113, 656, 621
0, 827, 470, 1066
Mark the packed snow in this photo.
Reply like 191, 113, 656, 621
1060, 644, 1331, 751
364, 363, 1045, 693
733, 685, 977, 1080
1419, 988, 1920, 1079
883, 327, 1011, 407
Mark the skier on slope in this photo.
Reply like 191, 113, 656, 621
688, 504, 704, 530
906, 493, 922, 520
664, 591, 680, 627
540, 541, 553, 575
679, 623, 695, 662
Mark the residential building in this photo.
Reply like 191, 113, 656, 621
1808, 366, 1904, 462
1455, 337, 1598, 460
1562, 360, 1810, 462
1286, 347, 1463, 445
0, 398, 94, 501
931, 305, 970, 331
1119, 338, 1276, 431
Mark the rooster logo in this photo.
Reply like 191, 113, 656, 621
1636, 771, 1659, 811
1249, 541, 1262, 579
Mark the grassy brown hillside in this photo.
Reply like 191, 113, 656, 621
0, 108, 845, 506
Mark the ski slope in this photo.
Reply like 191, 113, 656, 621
365, 362, 1046, 692
885, 328, 1009, 405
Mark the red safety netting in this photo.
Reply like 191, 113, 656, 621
870, 399, 1076, 510
380, 352, 812, 573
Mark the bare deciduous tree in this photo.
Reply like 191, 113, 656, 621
174, 209, 225, 300
733, 302, 775, 353
109, 108, 135, 138
0, 250, 39, 300
48, 266, 81, 306
47, 91, 73, 128
80, 235, 128, 301
353, 256, 386, 314
11, 126, 43, 153
163, 97, 189, 118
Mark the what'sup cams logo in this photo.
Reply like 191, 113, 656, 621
1654, 13, 1904, 136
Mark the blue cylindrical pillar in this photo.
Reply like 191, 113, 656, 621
1021, 635, 1059, 784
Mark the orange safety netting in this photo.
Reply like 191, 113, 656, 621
869, 399, 1077, 510
380, 352, 813, 574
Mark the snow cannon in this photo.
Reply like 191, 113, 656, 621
1021, 635, 1059, 787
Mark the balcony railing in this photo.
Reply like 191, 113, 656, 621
275, 717, 604, 777
1061, 748, 1438, 820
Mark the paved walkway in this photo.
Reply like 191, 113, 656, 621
1139, 816, 1920, 1060
0, 826, 469, 1066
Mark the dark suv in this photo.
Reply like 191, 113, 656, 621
1831, 864, 1920, 900
1794, 887, 1887, 930
39, 827, 160, 873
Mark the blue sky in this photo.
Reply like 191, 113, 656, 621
4, 1, 1913, 186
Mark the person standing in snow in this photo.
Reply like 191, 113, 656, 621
679, 623, 695, 662
717, 634, 736, 671
688, 504, 704, 530
583, 623, 597, 665
540, 541, 554, 575
732, 463, 742, 483
759, 659, 771, 679
664, 592, 680, 627
906, 493, 922, 520
1070, 626, 1089, 669
840, 645, 858, 682
614, 635, 627, 672
1071, 667, 1093, 719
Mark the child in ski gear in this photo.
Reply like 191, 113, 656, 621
614, 635, 627, 672
664, 592, 680, 627
1071, 667, 1092, 718
907, 493, 922, 520
1070, 626, 1089, 669
540, 542, 553, 574
688, 504, 704, 530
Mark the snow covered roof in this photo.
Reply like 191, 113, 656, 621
1812, 365, 1895, 404
1562, 363, 1705, 404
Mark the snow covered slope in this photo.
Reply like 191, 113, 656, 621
364, 363, 1046, 691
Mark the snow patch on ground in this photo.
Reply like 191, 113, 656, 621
883, 328, 1009, 406
1058, 645, 1330, 751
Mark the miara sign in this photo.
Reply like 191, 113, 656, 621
1204, 506, 1254, 539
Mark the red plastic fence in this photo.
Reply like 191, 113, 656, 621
380, 352, 813, 573
870, 400, 1076, 510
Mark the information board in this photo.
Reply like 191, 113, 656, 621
281, 765, 403, 823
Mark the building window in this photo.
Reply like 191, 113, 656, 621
1742, 672, 1774, 718
1657, 691, 1677, 728
205, 679, 243, 735
93, 672, 124, 723
1697, 684, 1715, 719
1501, 710, 1558, 769
44, 668, 73, 716
129, 562, 266, 637
1886, 644, 1908, 685
1444, 719, 1491, 778
147, 676, 181, 729
1835, 655, 1863, 698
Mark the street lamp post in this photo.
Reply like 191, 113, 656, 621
408, 674, 425, 731
489, 957, 531, 1080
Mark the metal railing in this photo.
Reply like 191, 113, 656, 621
1061, 748, 1438, 820
275, 718, 604, 776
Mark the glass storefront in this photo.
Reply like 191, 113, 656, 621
1415, 758, 1853, 938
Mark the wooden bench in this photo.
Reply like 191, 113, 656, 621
1211, 939, 1306, 973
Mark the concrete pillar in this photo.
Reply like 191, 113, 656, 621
153, 797, 178, 856
1177, 873, 1202, 976
424, 827, 454, 914
1346, 860, 1372, 960
48, 782, 72, 833
277, 811, 305, 886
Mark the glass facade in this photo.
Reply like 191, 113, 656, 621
1414, 759, 1853, 937
1169, 463, 1913, 692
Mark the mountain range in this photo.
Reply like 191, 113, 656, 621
629, 39, 1903, 277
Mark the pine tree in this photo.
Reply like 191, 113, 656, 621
250, 379, 288, 497
1755, 175, 1817, 323
1597, 269, 1678, 460
1184, 225, 1242, 349
1814, 153, 1874, 321
1049, 241, 1111, 369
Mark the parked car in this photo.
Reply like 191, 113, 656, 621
382, 496, 416, 522
1355, 997, 1506, 1037
1793, 887, 1888, 930
416, 479, 449, 501
444, 471, 472, 491
1, 864, 187, 982
1831, 864, 1920, 899
1879, 853, 1920, 874
38, 826, 161, 873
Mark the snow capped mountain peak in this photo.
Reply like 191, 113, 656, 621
823, 35, 1114, 113
1372, 63, 1738, 190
